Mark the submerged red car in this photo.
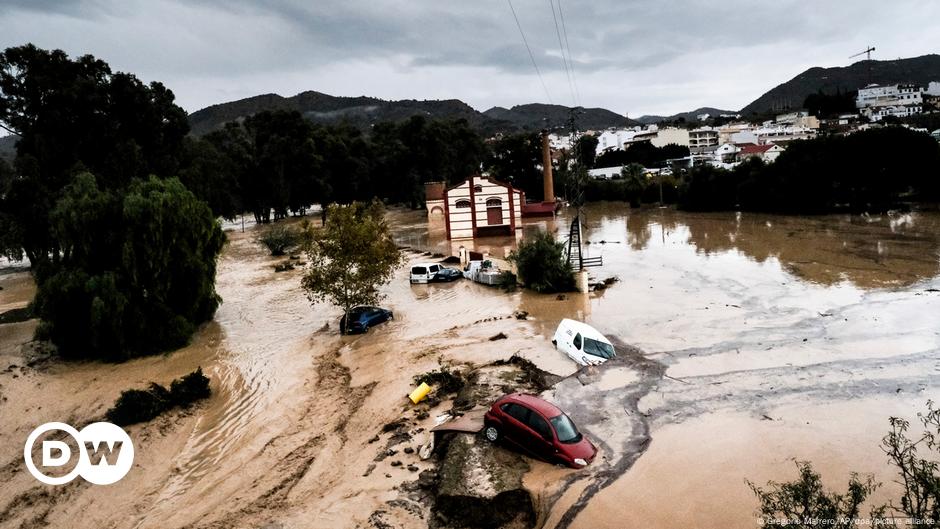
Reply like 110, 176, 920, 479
482, 393, 597, 468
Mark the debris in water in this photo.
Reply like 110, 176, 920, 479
488, 332, 507, 341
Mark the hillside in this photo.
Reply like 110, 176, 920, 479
740, 54, 940, 116
187, 90, 505, 136
635, 107, 737, 125
481, 103, 637, 131
187, 91, 638, 136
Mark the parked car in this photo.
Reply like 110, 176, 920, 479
483, 393, 597, 468
340, 306, 393, 334
552, 319, 616, 366
410, 263, 443, 284
431, 267, 462, 282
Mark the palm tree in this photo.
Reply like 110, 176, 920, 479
620, 163, 647, 207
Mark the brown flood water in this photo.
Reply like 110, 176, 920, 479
0, 204, 938, 529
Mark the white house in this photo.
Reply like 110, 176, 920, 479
435, 175, 524, 240
856, 83, 925, 121
713, 143, 740, 164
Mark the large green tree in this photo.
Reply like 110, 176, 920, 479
0, 44, 189, 272
33, 174, 224, 359
301, 201, 402, 334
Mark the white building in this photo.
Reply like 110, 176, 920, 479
689, 127, 719, 153
856, 83, 925, 121
650, 127, 690, 148
927, 82, 940, 96
430, 175, 524, 240
588, 166, 623, 180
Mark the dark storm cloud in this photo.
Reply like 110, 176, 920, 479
1, 0, 938, 114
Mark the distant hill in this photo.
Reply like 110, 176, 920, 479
740, 54, 940, 116
188, 91, 637, 137
635, 107, 738, 125
482, 103, 638, 131
188, 90, 504, 136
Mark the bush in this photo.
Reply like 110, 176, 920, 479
509, 230, 576, 293
105, 368, 211, 426
413, 364, 467, 395
256, 224, 302, 256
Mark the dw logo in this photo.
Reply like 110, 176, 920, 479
24, 422, 135, 485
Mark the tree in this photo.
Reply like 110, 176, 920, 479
484, 132, 545, 199
621, 163, 646, 207
748, 461, 883, 528
509, 230, 575, 293
301, 201, 402, 333
0, 44, 189, 273
32, 174, 224, 360
574, 135, 599, 169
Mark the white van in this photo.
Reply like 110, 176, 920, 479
410, 263, 442, 284
552, 319, 616, 366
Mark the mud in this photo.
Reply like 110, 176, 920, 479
0, 205, 938, 529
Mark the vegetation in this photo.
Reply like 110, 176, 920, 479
509, 230, 575, 293
413, 363, 467, 395
677, 127, 940, 213
803, 89, 857, 118
484, 132, 548, 200
106, 367, 211, 426
257, 224, 304, 256
301, 201, 402, 334
594, 142, 689, 169
750, 401, 940, 527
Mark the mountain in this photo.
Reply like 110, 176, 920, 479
188, 90, 501, 136
188, 91, 637, 137
481, 103, 637, 131
634, 107, 738, 125
740, 54, 940, 116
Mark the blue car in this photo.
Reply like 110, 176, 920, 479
340, 306, 394, 334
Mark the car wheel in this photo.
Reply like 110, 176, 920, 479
483, 425, 500, 442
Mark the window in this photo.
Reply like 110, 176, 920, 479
429, 265, 440, 273
455, 199, 471, 209
501, 403, 530, 424
573, 333, 582, 350
486, 198, 502, 207
550, 414, 582, 444
411, 266, 427, 275
583, 338, 616, 359
526, 413, 553, 441
473, 184, 483, 193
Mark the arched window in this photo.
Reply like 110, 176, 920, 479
486, 198, 502, 207
455, 199, 471, 209
473, 184, 483, 193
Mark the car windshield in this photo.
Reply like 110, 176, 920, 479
550, 414, 582, 443
583, 337, 616, 359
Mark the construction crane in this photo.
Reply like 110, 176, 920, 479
850, 46, 877, 85
850, 46, 876, 61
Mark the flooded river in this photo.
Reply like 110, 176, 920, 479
1, 203, 939, 529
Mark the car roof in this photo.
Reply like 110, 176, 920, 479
411, 262, 441, 268
557, 318, 612, 345
500, 393, 564, 418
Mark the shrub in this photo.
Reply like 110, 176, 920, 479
256, 224, 302, 256
170, 367, 212, 405
509, 230, 576, 293
105, 368, 211, 426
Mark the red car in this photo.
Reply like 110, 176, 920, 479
483, 393, 597, 468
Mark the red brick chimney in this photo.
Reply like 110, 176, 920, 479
541, 130, 554, 202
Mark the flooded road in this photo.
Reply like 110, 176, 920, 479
396, 204, 940, 528
1, 204, 938, 529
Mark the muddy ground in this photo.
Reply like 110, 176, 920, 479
1, 205, 940, 529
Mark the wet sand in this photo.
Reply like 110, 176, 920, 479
1, 204, 939, 529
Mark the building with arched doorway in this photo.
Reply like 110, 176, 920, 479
425, 175, 524, 239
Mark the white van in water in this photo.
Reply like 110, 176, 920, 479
552, 319, 616, 366
410, 263, 442, 284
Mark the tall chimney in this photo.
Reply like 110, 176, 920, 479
541, 130, 555, 202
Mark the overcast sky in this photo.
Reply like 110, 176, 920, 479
2, 0, 939, 117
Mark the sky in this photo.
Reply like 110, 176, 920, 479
2, 0, 940, 117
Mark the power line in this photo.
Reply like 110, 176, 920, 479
506, 0, 553, 105
549, 0, 577, 107
557, 0, 582, 107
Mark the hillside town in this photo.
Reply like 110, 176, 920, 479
559, 80, 940, 179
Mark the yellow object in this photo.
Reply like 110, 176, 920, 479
409, 382, 431, 404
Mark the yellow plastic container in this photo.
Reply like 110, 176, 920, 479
409, 382, 432, 404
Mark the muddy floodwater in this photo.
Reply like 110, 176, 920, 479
1, 203, 939, 529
